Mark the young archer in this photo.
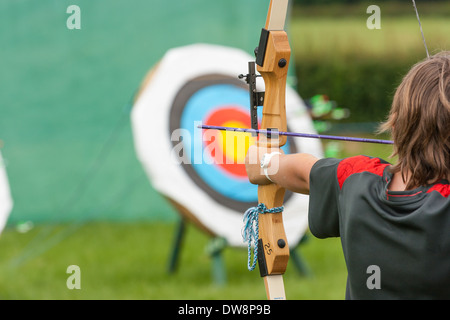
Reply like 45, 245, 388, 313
245, 52, 450, 299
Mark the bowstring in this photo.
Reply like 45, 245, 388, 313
411, 0, 430, 59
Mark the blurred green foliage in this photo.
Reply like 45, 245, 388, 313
289, 6, 450, 122
295, 57, 413, 122
294, 0, 447, 6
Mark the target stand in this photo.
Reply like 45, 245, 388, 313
131, 44, 323, 284
167, 217, 312, 285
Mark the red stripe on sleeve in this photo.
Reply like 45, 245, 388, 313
337, 155, 390, 189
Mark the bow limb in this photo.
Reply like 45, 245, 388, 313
255, 0, 291, 300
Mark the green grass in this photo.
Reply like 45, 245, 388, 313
0, 222, 346, 300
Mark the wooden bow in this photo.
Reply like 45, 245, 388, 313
254, 0, 291, 300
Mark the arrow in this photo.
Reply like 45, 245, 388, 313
198, 124, 394, 145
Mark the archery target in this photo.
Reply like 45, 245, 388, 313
131, 44, 323, 247
169, 74, 294, 212
0, 151, 13, 233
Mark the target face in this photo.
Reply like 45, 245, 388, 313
132, 44, 323, 247
170, 75, 294, 212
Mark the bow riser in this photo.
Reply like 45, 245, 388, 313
256, 18, 291, 300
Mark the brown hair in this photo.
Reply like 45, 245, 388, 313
379, 51, 450, 189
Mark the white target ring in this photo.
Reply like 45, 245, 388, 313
0, 151, 13, 234
131, 44, 323, 247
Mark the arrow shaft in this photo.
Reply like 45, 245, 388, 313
199, 124, 393, 145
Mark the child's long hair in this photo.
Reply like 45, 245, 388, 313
379, 51, 450, 189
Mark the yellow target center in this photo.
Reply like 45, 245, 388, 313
220, 121, 257, 164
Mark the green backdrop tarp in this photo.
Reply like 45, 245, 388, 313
0, 0, 272, 224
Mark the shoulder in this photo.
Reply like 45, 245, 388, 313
336, 155, 391, 189
427, 181, 450, 198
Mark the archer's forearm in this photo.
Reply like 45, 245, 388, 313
271, 153, 318, 194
